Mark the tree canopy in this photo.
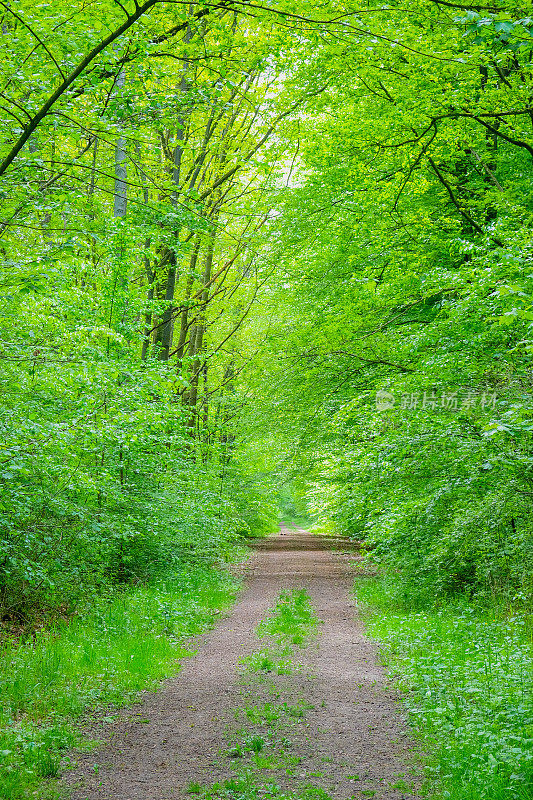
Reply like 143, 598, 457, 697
1, 0, 533, 614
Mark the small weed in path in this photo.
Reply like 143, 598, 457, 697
240, 649, 294, 675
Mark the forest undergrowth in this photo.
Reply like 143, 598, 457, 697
355, 575, 533, 800
0, 566, 239, 800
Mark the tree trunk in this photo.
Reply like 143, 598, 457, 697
140, 245, 155, 361
156, 256, 177, 361
113, 69, 127, 218
185, 228, 215, 423
153, 37, 194, 360
175, 236, 201, 364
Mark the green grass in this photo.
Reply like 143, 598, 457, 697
0, 566, 239, 800
256, 590, 319, 646
279, 515, 311, 531
240, 649, 295, 675
241, 702, 283, 725
239, 590, 319, 678
355, 577, 533, 800
187, 776, 332, 800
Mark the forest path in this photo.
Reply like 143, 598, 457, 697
65, 528, 419, 800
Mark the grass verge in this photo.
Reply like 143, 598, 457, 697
354, 576, 533, 800
0, 565, 239, 800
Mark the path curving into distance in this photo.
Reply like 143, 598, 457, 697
65, 527, 419, 800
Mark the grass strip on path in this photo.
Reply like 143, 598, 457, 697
257, 590, 319, 646
188, 775, 333, 800
355, 577, 533, 800
239, 589, 319, 677
191, 589, 329, 800
0, 565, 239, 800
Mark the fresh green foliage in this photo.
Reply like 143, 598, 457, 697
4, 0, 533, 614
0, 566, 238, 800
356, 577, 533, 800
278, 483, 312, 530
0, 0, 296, 623
234, 0, 533, 609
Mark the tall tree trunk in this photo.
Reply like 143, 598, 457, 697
201, 362, 209, 428
175, 236, 201, 364
132, 139, 156, 361
186, 227, 215, 424
113, 69, 127, 218
140, 247, 155, 361
89, 137, 99, 270
156, 255, 177, 360
152, 41, 194, 360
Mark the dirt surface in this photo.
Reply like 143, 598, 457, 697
64, 528, 419, 800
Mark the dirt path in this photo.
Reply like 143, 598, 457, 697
65, 528, 419, 800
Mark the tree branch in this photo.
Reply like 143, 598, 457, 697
427, 156, 503, 246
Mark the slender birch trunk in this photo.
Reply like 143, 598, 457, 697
114, 69, 127, 218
